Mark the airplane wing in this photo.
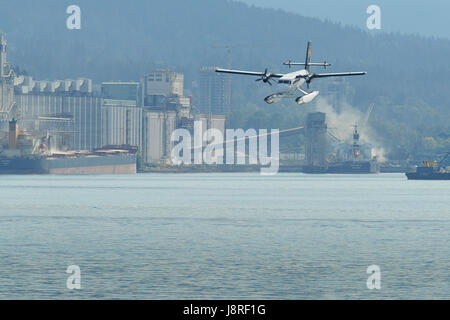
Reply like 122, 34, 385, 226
310, 72, 367, 79
215, 68, 284, 78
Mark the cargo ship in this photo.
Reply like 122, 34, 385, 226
326, 160, 379, 174
0, 150, 137, 174
301, 160, 379, 174
0, 119, 137, 174
406, 153, 450, 180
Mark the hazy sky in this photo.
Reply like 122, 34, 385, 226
240, 0, 450, 39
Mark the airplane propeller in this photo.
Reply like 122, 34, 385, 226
256, 69, 273, 85
305, 75, 313, 89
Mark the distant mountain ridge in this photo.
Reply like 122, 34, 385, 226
242, 0, 450, 39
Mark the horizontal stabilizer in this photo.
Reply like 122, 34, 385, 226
284, 61, 331, 68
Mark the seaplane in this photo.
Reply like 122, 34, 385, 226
216, 41, 367, 105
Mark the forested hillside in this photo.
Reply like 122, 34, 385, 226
1, 0, 449, 160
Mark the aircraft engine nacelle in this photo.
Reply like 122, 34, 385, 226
296, 91, 319, 105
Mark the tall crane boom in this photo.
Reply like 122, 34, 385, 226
362, 103, 375, 128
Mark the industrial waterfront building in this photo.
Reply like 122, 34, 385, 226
305, 112, 328, 168
141, 69, 226, 164
304, 111, 379, 173
101, 82, 142, 148
14, 77, 102, 151
0, 35, 227, 166
141, 70, 189, 164
0, 34, 15, 130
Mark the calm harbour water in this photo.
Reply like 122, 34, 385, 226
0, 173, 448, 299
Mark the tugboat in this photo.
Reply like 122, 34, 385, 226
406, 152, 450, 180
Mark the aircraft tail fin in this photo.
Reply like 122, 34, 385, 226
283, 41, 331, 69
305, 41, 312, 71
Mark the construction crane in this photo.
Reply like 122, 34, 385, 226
361, 103, 375, 128
211, 44, 239, 69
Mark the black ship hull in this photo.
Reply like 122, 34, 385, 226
0, 153, 136, 174
301, 161, 379, 174
406, 172, 450, 180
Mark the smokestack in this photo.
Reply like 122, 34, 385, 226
8, 118, 18, 149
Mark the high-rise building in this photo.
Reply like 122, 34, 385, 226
198, 67, 228, 114
144, 69, 184, 99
